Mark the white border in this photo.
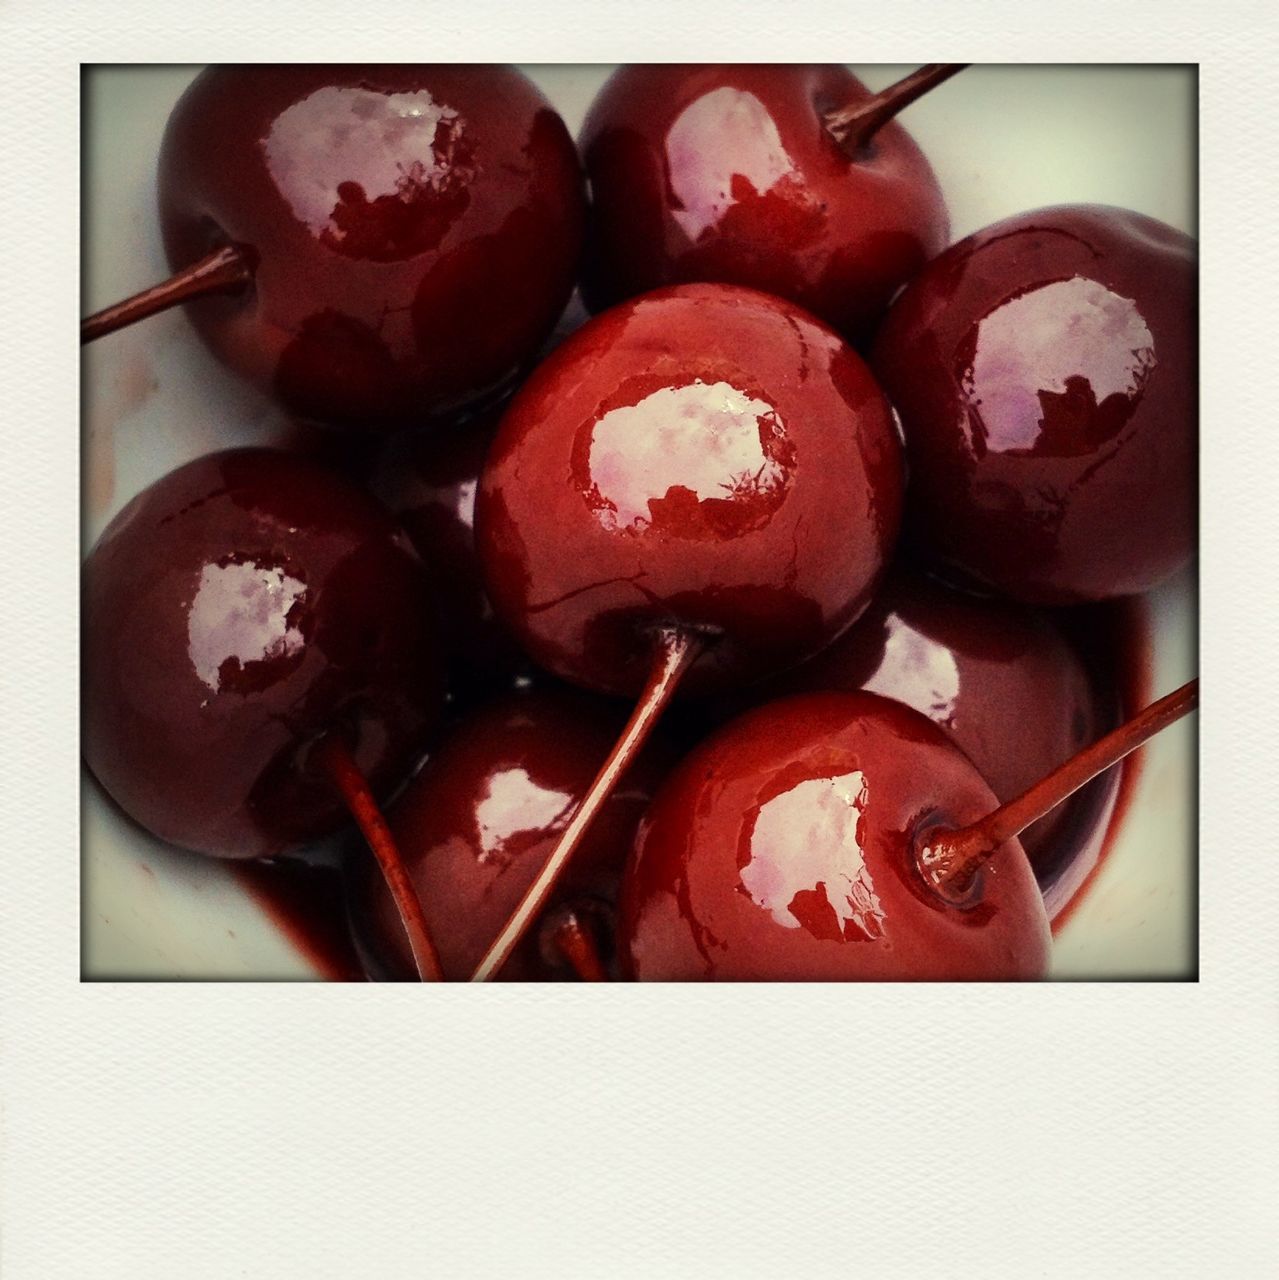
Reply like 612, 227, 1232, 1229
2, 2, 1277, 1276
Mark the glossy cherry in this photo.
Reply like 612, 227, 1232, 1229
623, 692, 1052, 980
478, 283, 903, 698
622, 680, 1197, 980
872, 204, 1197, 603
83, 448, 444, 861
469, 282, 903, 978
85, 65, 586, 431
352, 689, 669, 981
579, 64, 959, 340
751, 568, 1111, 867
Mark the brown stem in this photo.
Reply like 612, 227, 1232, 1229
919, 678, 1199, 897
471, 624, 705, 982
82, 244, 253, 344
545, 907, 609, 982
825, 64, 970, 153
315, 735, 443, 983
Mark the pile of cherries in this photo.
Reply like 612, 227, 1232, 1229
82, 63, 1197, 982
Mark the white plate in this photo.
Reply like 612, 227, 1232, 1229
81, 64, 1197, 980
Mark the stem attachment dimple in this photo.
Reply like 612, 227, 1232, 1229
825, 64, 970, 155
82, 244, 254, 344
470, 624, 706, 982
918, 678, 1199, 898
316, 735, 443, 983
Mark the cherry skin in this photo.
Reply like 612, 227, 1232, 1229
352, 689, 669, 981
579, 64, 950, 340
750, 568, 1110, 868
476, 283, 905, 699
621, 692, 1051, 981
83, 448, 444, 859
366, 407, 528, 703
871, 204, 1197, 603
156, 65, 586, 430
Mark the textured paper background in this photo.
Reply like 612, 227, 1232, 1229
2, 1, 1277, 1276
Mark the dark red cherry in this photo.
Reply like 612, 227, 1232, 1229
366, 408, 528, 701
83, 448, 444, 860
871, 204, 1197, 603
477, 283, 904, 699
753, 568, 1109, 866
352, 689, 669, 981
621, 692, 1052, 981
579, 64, 956, 340
89, 65, 586, 431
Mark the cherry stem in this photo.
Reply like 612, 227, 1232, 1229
81, 244, 253, 344
825, 63, 970, 153
920, 677, 1199, 897
470, 624, 705, 982
315, 735, 443, 983
547, 908, 609, 982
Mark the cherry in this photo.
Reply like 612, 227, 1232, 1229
624, 692, 1049, 980
351, 689, 669, 981
470, 282, 903, 978
84, 65, 586, 431
82, 447, 447, 975
621, 681, 1196, 980
871, 204, 1196, 603
366, 407, 527, 702
749, 568, 1110, 868
478, 284, 902, 697
579, 64, 961, 340
83, 447, 444, 857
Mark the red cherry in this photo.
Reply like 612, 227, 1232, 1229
871, 204, 1197, 603
622, 692, 1052, 981
84, 65, 586, 431
751, 568, 1110, 868
352, 689, 669, 981
83, 448, 443, 860
478, 283, 903, 698
469, 282, 903, 979
579, 64, 960, 339
622, 680, 1197, 980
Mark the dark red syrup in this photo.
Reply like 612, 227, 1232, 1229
232, 842, 367, 981
1048, 594, 1153, 930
